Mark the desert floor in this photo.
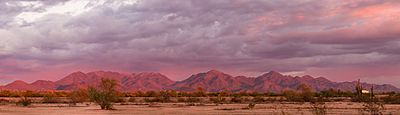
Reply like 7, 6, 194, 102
0, 102, 399, 115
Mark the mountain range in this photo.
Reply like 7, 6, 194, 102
1, 70, 399, 92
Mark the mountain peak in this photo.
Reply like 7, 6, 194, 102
302, 75, 314, 79
206, 69, 224, 74
4, 80, 33, 90
136, 72, 164, 76
8, 80, 28, 85
264, 71, 283, 76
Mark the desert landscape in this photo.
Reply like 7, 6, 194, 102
2, 0, 400, 115
0, 70, 400, 115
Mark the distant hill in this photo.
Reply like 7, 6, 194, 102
1, 70, 399, 93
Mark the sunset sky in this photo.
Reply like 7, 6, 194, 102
0, 0, 400, 87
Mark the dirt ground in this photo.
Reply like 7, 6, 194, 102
0, 102, 399, 115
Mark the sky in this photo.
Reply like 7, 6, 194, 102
0, 0, 400, 87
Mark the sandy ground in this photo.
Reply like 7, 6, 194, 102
0, 102, 400, 115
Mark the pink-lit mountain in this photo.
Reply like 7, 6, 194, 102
0, 70, 399, 92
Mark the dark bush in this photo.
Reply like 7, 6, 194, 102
17, 97, 32, 107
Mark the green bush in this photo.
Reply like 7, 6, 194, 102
88, 78, 119, 110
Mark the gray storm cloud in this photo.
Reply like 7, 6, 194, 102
0, 0, 400, 86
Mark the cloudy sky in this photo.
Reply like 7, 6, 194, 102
0, 0, 400, 86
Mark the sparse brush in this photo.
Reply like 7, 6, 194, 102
128, 97, 136, 103
230, 96, 243, 103
16, 97, 32, 107
42, 94, 58, 103
359, 101, 384, 115
69, 88, 89, 106
186, 97, 201, 103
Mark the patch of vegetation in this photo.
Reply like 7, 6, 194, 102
283, 84, 315, 102
230, 96, 243, 103
186, 97, 201, 103
69, 88, 89, 106
42, 93, 58, 103
16, 96, 32, 107
128, 97, 136, 103
88, 78, 119, 110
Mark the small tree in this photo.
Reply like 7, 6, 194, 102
88, 78, 119, 110
16, 91, 33, 107
17, 96, 32, 107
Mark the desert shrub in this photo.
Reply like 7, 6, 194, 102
134, 91, 145, 97
128, 97, 136, 102
283, 90, 302, 102
69, 88, 89, 105
186, 97, 201, 103
297, 84, 314, 102
230, 96, 243, 103
42, 94, 58, 103
159, 91, 172, 102
192, 87, 207, 97
283, 84, 315, 102
16, 97, 32, 107
144, 91, 159, 97
88, 78, 119, 110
